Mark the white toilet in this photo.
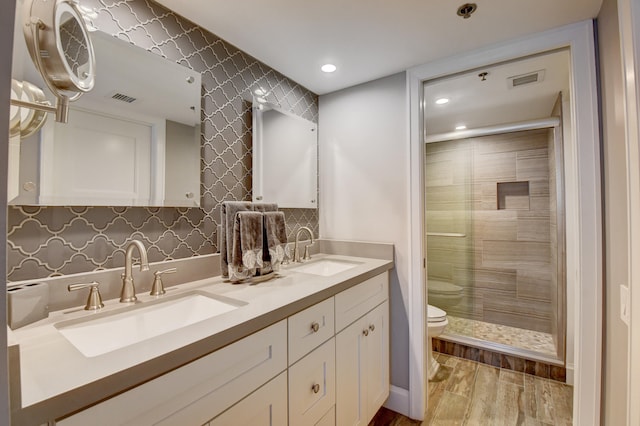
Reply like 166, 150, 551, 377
427, 304, 448, 380
427, 279, 464, 310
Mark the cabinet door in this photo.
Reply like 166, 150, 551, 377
336, 301, 389, 426
336, 314, 368, 426
209, 372, 287, 426
364, 301, 389, 423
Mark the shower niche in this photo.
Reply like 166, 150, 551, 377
497, 181, 530, 210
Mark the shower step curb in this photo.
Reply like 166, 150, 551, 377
433, 337, 567, 383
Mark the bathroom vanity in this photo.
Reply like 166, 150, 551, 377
8, 246, 393, 425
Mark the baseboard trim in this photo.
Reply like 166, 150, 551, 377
565, 363, 574, 385
384, 385, 410, 417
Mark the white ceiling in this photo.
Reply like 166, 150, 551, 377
424, 49, 571, 135
156, 0, 602, 95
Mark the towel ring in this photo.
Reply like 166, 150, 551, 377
11, 0, 96, 123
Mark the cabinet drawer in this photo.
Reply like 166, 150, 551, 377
316, 405, 336, 426
288, 297, 335, 364
335, 272, 388, 332
289, 338, 336, 426
58, 321, 287, 426
209, 372, 287, 426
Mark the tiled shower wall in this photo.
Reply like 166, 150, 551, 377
426, 128, 558, 333
7, 0, 319, 282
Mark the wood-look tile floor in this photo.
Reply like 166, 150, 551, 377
369, 353, 573, 426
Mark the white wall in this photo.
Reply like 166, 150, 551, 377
319, 72, 410, 389
614, 0, 640, 423
597, 0, 630, 423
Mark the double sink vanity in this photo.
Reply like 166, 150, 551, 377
7, 1, 393, 424
8, 240, 394, 425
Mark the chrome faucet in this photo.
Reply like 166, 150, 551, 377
120, 240, 149, 303
293, 226, 314, 263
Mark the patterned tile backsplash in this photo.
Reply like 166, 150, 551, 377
7, 0, 319, 282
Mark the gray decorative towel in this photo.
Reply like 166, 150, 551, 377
264, 211, 290, 271
229, 211, 264, 282
220, 201, 252, 278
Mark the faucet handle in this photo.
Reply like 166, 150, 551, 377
303, 243, 313, 261
150, 268, 176, 296
68, 281, 104, 310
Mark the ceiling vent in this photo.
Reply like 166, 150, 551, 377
507, 70, 545, 89
109, 92, 137, 103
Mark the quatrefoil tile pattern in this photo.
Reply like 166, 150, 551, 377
7, 0, 319, 282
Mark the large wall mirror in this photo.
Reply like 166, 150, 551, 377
10, 16, 202, 207
252, 101, 317, 209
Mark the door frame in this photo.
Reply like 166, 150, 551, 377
406, 20, 602, 423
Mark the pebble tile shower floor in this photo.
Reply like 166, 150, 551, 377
447, 316, 557, 357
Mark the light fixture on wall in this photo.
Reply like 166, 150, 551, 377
435, 97, 450, 105
321, 64, 337, 73
455, 124, 467, 130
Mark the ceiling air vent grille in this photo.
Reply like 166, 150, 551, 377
507, 70, 545, 89
110, 93, 137, 103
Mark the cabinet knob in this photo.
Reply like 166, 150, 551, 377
363, 329, 369, 337
311, 383, 320, 394
369, 324, 375, 332
311, 322, 320, 333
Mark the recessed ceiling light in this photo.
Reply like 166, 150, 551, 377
321, 64, 337, 73
435, 98, 450, 105
455, 125, 467, 130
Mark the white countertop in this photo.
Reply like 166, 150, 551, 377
8, 253, 393, 423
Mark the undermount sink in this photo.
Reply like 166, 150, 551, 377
290, 258, 362, 276
55, 291, 246, 357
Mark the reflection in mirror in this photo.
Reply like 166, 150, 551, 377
252, 101, 317, 209
10, 27, 202, 207
59, 9, 93, 89
19, 0, 97, 123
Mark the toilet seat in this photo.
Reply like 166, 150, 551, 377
427, 304, 447, 323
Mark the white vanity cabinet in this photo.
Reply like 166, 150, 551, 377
335, 274, 390, 426
54, 271, 390, 426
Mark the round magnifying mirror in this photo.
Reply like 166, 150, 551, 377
23, 0, 96, 94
